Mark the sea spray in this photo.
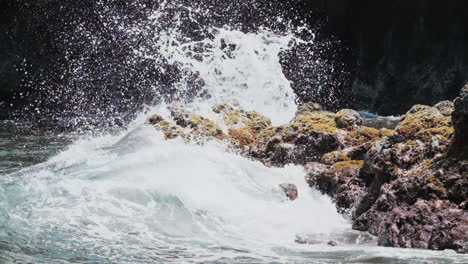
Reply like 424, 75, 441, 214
0, 122, 348, 262
2, 1, 467, 263
18, 0, 345, 130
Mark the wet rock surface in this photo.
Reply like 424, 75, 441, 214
279, 183, 298, 201
450, 84, 468, 158
148, 85, 468, 253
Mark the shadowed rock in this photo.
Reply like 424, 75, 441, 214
450, 84, 468, 158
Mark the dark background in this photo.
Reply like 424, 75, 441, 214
1, 0, 467, 119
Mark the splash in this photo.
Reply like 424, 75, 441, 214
0, 124, 350, 263
16, 0, 346, 130
2, 1, 466, 263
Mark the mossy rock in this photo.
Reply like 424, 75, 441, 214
288, 111, 338, 134
296, 102, 323, 116
406, 104, 433, 115
147, 114, 185, 139
347, 127, 381, 145
434, 101, 454, 117
213, 103, 275, 148
187, 114, 225, 138
335, 109, 363, 129
228, 127, 255, 146
379, 128, 395, 137
245, 111, 272, 131
169, 106, 225, 139
396, 106, 453, 140
322, 151, 351, 165
332, 160, 364, 172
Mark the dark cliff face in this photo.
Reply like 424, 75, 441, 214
1, 0, 468, 118
0, 0, 97, 116
318, 0, 468, 115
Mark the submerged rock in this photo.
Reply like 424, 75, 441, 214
279, 183, 298, 201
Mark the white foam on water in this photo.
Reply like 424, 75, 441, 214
1, 1, 467, 263
1, 123, 348, 262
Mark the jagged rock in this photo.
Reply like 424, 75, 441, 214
147, 114, 185, 139
147, 101, 468, 253
245, 110, 344, 166
279, 183, 298, 201
349, 101, 467, 253
307, 160, 366, 215
335, 109, 363, 129
395, 104, 453, 141
169, 106, 225, 139
353, 199, 468, 253
434, 100, 454, 117
450, 84, 468, 158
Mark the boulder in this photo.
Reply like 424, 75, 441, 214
335, 109, 363, 129
450, 84, 468, 158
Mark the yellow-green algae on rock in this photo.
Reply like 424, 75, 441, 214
145, 93, 468, 253
147, 114, 185, 139
395, 105, 453, 140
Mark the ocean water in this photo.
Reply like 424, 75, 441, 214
1, 1, 467, 263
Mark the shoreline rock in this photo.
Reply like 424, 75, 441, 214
279, 183, 298, 201
147, 85, 468, 253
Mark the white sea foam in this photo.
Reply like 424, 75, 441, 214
1, 1, 467, 263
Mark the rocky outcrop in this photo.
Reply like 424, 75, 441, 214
147, 86, 468, 253
350, 88, 467, 253
306, 160, 366, 215
450, 84, 468, 158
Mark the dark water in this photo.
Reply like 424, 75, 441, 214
0, 121, 74, 174
0, 119, 467, 264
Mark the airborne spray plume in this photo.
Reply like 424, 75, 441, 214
14, 0, 350, 131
